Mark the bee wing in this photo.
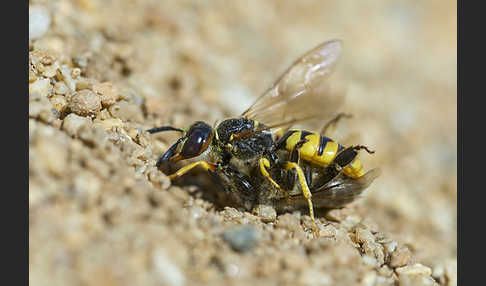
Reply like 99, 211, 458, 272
241, 39, 346, 130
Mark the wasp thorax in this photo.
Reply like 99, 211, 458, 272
180, 121, 214, 158
215, 118, 274, 160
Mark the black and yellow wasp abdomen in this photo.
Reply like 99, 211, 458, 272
281, 129, 365, 178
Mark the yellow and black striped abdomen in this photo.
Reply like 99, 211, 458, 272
282, 129, 364, 178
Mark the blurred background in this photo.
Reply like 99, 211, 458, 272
30, 0, 456, 284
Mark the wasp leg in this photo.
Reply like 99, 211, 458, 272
320, 113, 353, 137
285, 138, 308, 192
168, 160, 217, 179
334, 145, 375, 169
283, 161, 318, 236
258, 157, 289, 200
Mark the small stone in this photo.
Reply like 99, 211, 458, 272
398, 275, 438, 286
75, 77, 97, 91
433, 259, 456, 286
108, 101, 144, 122
68, 89, 101, 116
318, 224, 337, 238
62, 113, 92, 136
57, 66, 75, 92
49, 95, 68, 114
276, 213, 301, 232
324, 208, 350, 222
342, 214, 362, 229
378, 265, 394, 277
222, 225, 260, 252
383, 241, 398, 254
148, 168, 171, 190
29, 69, 38, 83
152, 248, 186, 286
92, 118, 124, 131
361, 271, 377, 286
93, 82, 118, 107
35, 137, 67, 177
29, 5, 51, 40
298, 268, 333, 286
73, 171, 102, 205
389, 246, 411, 268
53, 81, 68, 95
71, 68, 82, 79
396, 263, 432, 277
41, 62, 59, 78
252, 204, 277, 222
29, 78, 50, 99
29, 98, 52, 118
444, 259, 457, 286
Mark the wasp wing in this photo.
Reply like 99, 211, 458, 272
273, 168, 381, 212
241, 39, 346, 130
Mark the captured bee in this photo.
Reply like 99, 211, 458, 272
148, 39, 380, 232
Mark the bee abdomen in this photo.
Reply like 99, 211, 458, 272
283, 129, 364, 178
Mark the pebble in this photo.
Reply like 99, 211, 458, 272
62, 113, 92, 137
298, 268, 333, 286
53, 81, 69, 95
276, 213, 301, 232
325, 208, 350, 222
75, 77, 98, 91
35, 136, 68, 177
389, 246, 411, 268
108, 101, 144, 122
68, 89, 101, 116
432, 259, 456, 286
222, 225, 260, 252
29, 5, 51, 40
396, 263, 432, 277
152, 248, 186, 286
318, 224, 337, 238
443, 259, 457, 286
29, 98, 52, 118
252, 204, 276, 223
29, 78, 50, 99
93, 82, 118, 107
49, 95, 68, 114
93, 118, 124, 131
57, 66, 76, 92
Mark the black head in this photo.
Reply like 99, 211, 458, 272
147, 121, 214, 168
179, 121, 214, 159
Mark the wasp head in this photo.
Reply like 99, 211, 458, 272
148, 121, 214, 168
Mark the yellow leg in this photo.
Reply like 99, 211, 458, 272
259, 158, 290, 201
283, 162, 318, 236
168, 160, 216, 179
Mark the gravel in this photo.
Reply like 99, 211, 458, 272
29, 5, 50, 40
29, 1, 456, 285
222, 225, 261, 253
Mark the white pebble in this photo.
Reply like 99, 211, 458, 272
396, 263, 432, 277
152, 249, 186, 286
29, 5, 50, 40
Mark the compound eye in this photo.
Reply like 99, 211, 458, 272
180, 123, 213, 158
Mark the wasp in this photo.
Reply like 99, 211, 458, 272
148, 40, 381, 233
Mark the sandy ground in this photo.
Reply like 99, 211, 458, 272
29, 1, 457, 285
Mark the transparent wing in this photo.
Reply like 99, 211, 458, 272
241, 39, 346, 130
274, 168, 381, 212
